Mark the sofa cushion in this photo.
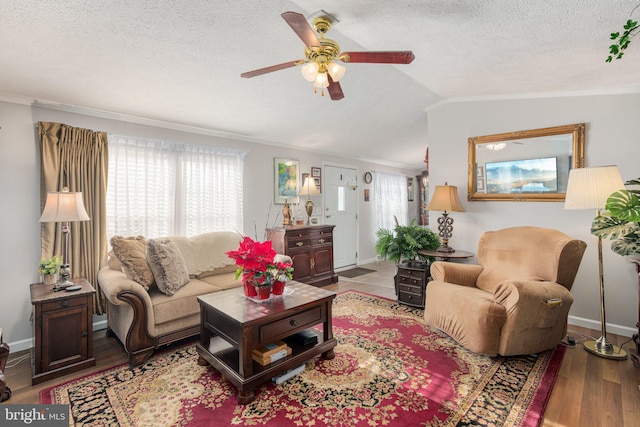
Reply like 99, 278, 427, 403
149, 279, 220, 325
199, 271, 241, 290
110, 235, 154, 290
146, 239, 191, 296
167, 231, 241, 277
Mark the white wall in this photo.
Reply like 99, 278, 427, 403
0, 100, 420, 351
427, 93, 640, 336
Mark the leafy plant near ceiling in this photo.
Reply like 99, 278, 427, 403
606, 5, 640, 62
591, 178, 640, 257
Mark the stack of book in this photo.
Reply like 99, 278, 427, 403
252, 340, 291, 366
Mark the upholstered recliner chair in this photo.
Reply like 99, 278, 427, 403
425, 226, 586, 356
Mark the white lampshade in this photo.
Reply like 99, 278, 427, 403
427, 183, 465, 212
39, 188, 90, 222
299, 176, 320, 196
301, 62, 319, 82
564, 166, 624, 210
327, 62, 346, 82
313, 72, 329, 89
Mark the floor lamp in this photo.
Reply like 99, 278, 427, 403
39, 187, 90, 291
564, 166, 627, 360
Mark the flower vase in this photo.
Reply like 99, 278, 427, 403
255, 285, 272, 300
43, 274, 57, 286
272, 280, 286, 295
243, 279, 258, 297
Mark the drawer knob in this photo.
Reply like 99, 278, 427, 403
296, 242, 304, 247
62, 300, 70, 308
290, 319, 298, 327
81, 331, 88, 337
319, 238, 325, 243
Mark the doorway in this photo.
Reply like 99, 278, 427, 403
323, 165, 358, 269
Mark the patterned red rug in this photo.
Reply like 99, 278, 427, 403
41, 291, 564, 426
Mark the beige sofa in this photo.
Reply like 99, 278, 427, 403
425, 226, 586, 357
99, 231, 253, 367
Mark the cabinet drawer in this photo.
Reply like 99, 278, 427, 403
398, 282, 422, 294
260, 306, 323, 343
287, 237, 310, 250
311, 235, 332, 245
398, 275, 424, 287
398, 290, 424, 307
41, 296, 88, 314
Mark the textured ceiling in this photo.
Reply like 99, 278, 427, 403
2, 1, 640, 168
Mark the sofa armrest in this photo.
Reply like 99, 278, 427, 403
98, 267, 154, 311
430, 261, 483, 287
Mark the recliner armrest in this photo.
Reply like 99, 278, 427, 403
430, 261, 483, 287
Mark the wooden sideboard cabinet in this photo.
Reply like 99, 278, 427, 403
267, 225, 338, 287
30, 278, 96, 385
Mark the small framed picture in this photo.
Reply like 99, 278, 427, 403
477, 178, 485, 192
364, 189, 370, 202
407, 177, 414, 201
311, 167, 321, 178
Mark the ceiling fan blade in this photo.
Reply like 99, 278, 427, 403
281, 11, 321, 48
327, 75, 344, 101
241, 60, 300, 78
340, 51, 415, 64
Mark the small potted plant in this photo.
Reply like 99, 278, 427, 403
39, 256, 63, 285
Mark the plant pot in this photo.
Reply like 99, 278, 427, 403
242, 279, 258, 297
272, 280, 286, 295
255, 285, 272, 300
43, 274, 57, 286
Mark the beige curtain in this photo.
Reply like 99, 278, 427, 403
39, 122, 109, 315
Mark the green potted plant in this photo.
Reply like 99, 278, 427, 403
375, 218, 441, 269
39, 255, 63, 285
591, 178, 640, 258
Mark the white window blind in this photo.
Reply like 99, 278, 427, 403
373, 171, 409, 233
107, 134, 246, 239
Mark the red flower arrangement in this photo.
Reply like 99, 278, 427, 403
226, 236, 293, 298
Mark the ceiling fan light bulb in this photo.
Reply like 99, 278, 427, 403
314, 72, 329, 88
327, 62, 346, 81
301, 62, 319, 82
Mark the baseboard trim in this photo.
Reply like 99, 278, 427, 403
567, 315, 636, 338
7, 319, 110, 353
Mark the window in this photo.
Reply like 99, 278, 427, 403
373, 171, 408, 233
106, 134, 246, 238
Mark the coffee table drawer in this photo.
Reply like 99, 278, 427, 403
260, 306, 323, 343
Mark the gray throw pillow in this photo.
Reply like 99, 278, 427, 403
146, 239, 190, 296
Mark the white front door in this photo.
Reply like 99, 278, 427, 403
323, 165, 358, 269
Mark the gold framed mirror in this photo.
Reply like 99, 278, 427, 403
468, 123, 584, 202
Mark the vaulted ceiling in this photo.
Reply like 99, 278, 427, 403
2, 1, 639, 168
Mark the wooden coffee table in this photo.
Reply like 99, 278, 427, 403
196, 281, 337, 404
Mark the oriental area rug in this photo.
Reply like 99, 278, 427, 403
41, 291, 564, 427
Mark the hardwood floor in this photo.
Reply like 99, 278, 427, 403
3, 260, 639, 426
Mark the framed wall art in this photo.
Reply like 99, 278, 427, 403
274, 158, 300, 204
311, 166, 322, 192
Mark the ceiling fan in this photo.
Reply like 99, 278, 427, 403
240, 11, 415, 100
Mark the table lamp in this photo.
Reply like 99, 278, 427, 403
565, 165, 626, 360
39, 187, 90, 290
298, 176, 320, 225
426, 182, 465, 252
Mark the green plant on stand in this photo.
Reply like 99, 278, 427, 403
375, 218, 441, 269
39, 255, 63, 285
591, 178, 640, 258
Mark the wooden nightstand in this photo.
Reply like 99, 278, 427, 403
30, 278, 96, 385
395, 263, 430, 308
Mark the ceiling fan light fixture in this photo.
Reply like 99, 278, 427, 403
301, 62, 319, 81
313, 72, 329, 88
327, 62, 346, 81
